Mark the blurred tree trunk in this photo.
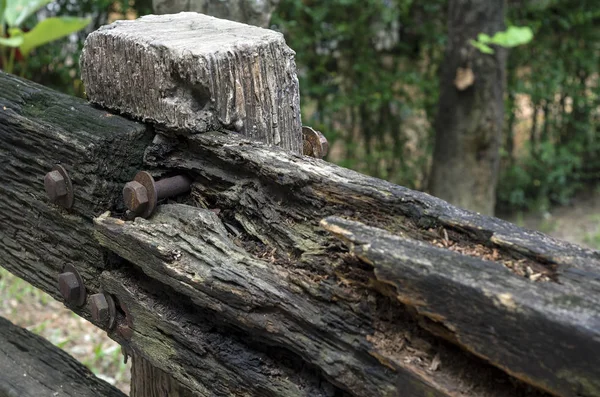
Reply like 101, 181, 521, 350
429, 0, 507, 216
152, 0, 278, 28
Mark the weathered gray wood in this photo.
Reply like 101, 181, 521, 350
0, 72, 336, 397
95, 204, 552, 397
0, 316, 126, 397
152, 0, 278, 28
130, 355, 196, 397
139, 130, 600, 397
321, 216, 600, 397
80, 13, 302, 153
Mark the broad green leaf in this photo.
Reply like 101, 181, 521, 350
0, 0, 6, 27
0, 27, 23, 47
489, 26, 533, 48
469, 39, 494, 54
0, 34, 23, 47
19, 16, 90, 56
4, 0, 53, 27
477, 33, 491, 44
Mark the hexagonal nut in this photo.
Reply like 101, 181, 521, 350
58, 272, 81, 303
44, 170, 67, 201
90, 294, 110, 326
123, 181, 149, 213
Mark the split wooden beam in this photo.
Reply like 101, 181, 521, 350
135, 130, 600, 397
0, 316, 127, 397
0, 71, 341, 397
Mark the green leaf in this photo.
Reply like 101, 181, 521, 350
0, 0, 6, 26
489, 26, 533, 48
4, 0, 53, 27
19, 16, 90, 56
469, 39, 494, 54
0, 34, 23, 47
477, 33, 491, 43
0, 27, 23, 47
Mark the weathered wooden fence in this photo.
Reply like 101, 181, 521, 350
1, 12, 599, 397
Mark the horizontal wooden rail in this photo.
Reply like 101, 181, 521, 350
0, 316, 126, 397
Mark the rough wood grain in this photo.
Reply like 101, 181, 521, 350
100, 259, 344, 397
80, 13, 302, 153
0, 316, 126, 397
0, 71, 151, 295
141, 131, 600, 397
0, 72, 333, 397
321, 216, 600, 397
95, 205, 552, 397
130, 355, 196, 397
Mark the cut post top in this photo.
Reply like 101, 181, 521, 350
81, 12, 302, 153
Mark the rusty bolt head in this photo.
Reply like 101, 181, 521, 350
58, 272, 81, 303
302, 126, 329, 159
90, 293, 110, 327
44, 170, 67, 201
123, 181, 149, 213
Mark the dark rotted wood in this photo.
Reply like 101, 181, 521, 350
321, 216, 600, 397
0, 71, 151, 296
99, 258, 340, 397
139, 131, 600, 397
0, 316, 126, 397
145, 131, 600, 281
0, 73, 336, 397
95, 205, 552, 397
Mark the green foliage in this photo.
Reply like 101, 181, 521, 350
273, 0, 446, 189
0, 0, 90, 75
19, 16, 90, 55
470, 26, 534, 54
499, 0, 600, 211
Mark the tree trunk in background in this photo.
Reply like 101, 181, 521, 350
429, 0, 507, 216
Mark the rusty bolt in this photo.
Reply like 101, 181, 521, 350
58, 272, 81, 304
123, 181, 149, 213
44, 165, 74, 208
44, 170, 67, 201
302, 126, 329, 159
90, 292, 116, 330
124, 171, 192, 218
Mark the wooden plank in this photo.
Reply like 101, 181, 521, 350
321, 216, 600, 397
0, 71, 150, 294
141, 130, 600, 397
95, 204, 552, 397
0, 316, 126, 397
80, 13, 302, 153
99, 261, 340, 397
0, 72, 332, 397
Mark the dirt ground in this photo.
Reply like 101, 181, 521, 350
0, 192, 598, 395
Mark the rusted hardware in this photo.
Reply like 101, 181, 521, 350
58, 264, 86, 307
123, 171, 193, 218
89, 292, 117, 330
44, 164, 74, 208
302, 126, 329, 159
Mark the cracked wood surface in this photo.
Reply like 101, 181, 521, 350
2, 71, 599, 397
138, 130, 600, 397
80, 13, 302, 153
0, 72, 335, 396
